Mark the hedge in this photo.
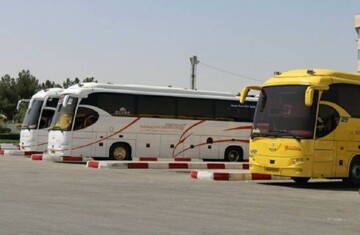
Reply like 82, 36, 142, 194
0, 133, 20, 140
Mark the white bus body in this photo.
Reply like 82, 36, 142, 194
20, 88, 63, 152
48, 83, 257, 161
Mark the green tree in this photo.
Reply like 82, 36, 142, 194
0, 74, 18, 120
63, 77, 80, 89
16, 70, 39, 99
0, 70, 39, 121
83, 77, 97, 83
39, 80, 62, 90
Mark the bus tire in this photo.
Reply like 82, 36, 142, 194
291, 177, 310, 184
109, 143, 131, 161
224, 147, 243, 162
344, 157, 360, 187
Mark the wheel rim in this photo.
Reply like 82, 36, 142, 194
227, 150, 239, 162
113, 147, 127, 160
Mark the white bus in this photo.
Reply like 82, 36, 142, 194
48, 83, 257, 161
19, 88, 63, 152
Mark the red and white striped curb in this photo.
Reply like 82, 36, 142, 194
86, 161, 249, 170
0, 149, 41, 156
138, 157, 194, 162
0, 144, 19, 150
31, 154, 43, 161
190, 170, 291, 181
42, 155, 94, 163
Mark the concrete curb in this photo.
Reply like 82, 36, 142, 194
190, 170, 291, 181
0, 144, 19, 150
0, 150, 42, 156
42, 154, 94, 163
0, 150, 26, 155
86, 161, 249, 170
31, 154, 43, 161
138, 157, 195, 162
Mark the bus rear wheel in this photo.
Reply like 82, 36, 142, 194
225, 147, 243, 162
109, 143, 131, 161
344, 158, 360, 187
291, 177, 310, 184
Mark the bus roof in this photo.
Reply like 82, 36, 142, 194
265, 69, 360, 86
63, 83, 256, 101
32, 88, 63, 100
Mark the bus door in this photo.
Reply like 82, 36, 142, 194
314, 104, 340, 178
71, 107, 99, 157
37, 108, 56, 151
71, 127, 93, 157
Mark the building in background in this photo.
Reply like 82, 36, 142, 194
355, 14, 360, 73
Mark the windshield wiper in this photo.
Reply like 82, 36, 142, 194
269, 129, 301, 141
49, 126, 64, 132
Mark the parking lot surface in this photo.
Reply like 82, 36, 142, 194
0, 153, 359, 235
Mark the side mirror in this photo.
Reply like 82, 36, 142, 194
239, 86, 262, 104
305, 87, 314, 106
239, 87, 250, 104
16, 99, 30, 110
62, 95, 70, 107
304, 85, 329, 106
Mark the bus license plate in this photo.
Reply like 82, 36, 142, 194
265, 167, 279, 173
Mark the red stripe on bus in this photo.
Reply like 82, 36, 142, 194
172, 120, 205, 157
37, 142, 48, 146
224, 125, 252, 131
70, 117, 141, 151
174, 138, 250, 157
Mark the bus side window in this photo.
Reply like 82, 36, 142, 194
39, 109, 55, 129
316, 105, 339, 138
74, 107, 99, 130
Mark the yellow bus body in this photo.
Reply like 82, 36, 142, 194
241, 69, 360, 184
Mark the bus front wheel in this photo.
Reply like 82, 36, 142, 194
225, 147, 243, 162
109, 143, 131, 161
344, 158, 360, 187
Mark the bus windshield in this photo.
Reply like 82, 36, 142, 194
251, 85, 317, 139
51, 96, 78, 131
22, 100, 43, 129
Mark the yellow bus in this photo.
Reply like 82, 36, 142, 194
240, 69, 360, 186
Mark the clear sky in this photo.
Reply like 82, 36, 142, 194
0, 0, 359, 94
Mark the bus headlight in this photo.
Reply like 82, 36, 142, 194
292, 158, 304, 165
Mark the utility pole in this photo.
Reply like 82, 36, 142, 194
189, 55, 199, 90
355, 14, 360, 73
